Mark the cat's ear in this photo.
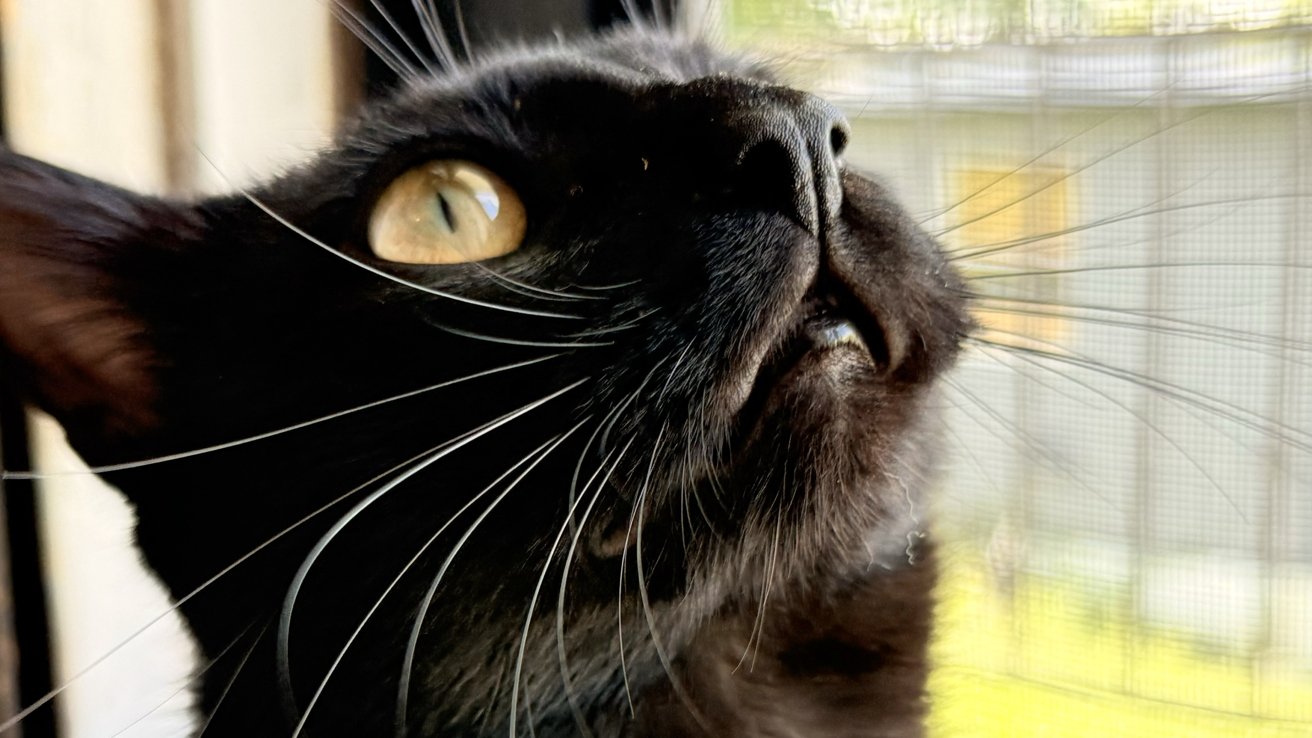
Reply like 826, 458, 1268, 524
0, 148, 195, 444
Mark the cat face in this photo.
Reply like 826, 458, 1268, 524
0, 28, 968, 736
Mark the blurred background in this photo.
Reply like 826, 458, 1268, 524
0, 0, 1309, 736
711, 3, 1312, 736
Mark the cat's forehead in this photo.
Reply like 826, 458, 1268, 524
377, 30, 775, 122
332, 30, 784, 174
479, 29, 770, 87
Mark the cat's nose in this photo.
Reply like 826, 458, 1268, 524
641, 80, 849, 236
729, 92, 848, 236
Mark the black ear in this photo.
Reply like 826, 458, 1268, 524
0, 148, 197, 444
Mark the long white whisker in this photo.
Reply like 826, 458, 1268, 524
569, 356, 671, 540
733, 520, 780, 674
616, 428, 667, 717
194, 621, 273, 737
933, 95, 1287, 240
561, 308, 660, 340
632, 427, 709, 731
328, 1, 423, 82
108, 619, 263, 738
973, 342, 1246, 518
966, 334, 1312, 450
571, 279, 641, 292
392, 423, 587, 737
614, 460, 647, 716
421, 0, 460, 70
618, 0, 650, 31
566, 391, 639, 546
468, 262, 604, 302
555, 439, 636, 738
431, 322, 611, 348
407, 0, 448, 69
291, 426, 584, 738
941, 375, 1121, 511
451, 0, 473, 64
279, 380, 588, 721
362, 0, 439, 76
1, 355, 560, 479
506, 420, 627, 737
230, 186, 582, 321
919, 88, 1178, 227
0, 441, 453, 736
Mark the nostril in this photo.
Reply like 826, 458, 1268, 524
738, 139, 794, 183
829, 124, 849, 157
735, 138, 809, 226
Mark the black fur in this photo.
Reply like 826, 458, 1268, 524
0, 28, 969, 737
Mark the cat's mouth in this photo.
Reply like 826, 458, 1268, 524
734, 277, 892, 433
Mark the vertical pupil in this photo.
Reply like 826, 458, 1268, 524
435, 192, 457, 232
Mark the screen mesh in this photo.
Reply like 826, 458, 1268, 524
707, 2, 1312, 734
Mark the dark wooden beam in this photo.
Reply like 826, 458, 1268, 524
0, 357, 58, 737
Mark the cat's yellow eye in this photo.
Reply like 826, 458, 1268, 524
368, 160, 526, 264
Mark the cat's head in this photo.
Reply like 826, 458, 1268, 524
0, 27, 969, 736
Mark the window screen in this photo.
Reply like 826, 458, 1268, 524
702, 1, 1312, 735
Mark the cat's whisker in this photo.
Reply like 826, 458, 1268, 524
933, 88, 1295, 240
935, 107, 1284, 243
970, 340, 1248, 519
0, 355, 562, 479
686, 469, 716, 530
972, 290, 1284, 318
618, 0, 651, 31
430, 321, 612, 348
451, 1, 474, 66
391, 424, 588, 737
941, 374, 1123, 512
655, 342, 696, 406
653, 0, 672, 31
109, 618, 268, 738
964, 335, 1107, 411
945, 169, 1228, 260
614, 434, 660, 717
931, 408, 1010, 510
401, 0, 443, 69
950, 192, 1306, 262
358, 0, 440, 77
194, 620, 274, 738
557, 440, 636, 738
632, 427, 715, 734
235, 187, 585, 320
918, 86, 1181, 228
327, 1, 423, 83
570, 279, 642, 292
967, 336, 1312, 453
419, 0, 462, 71
279, 379, 588, 721
969, 299, 1312, 362
470, 263, 606, 302
473, 655, 510, 735
966, 259, 1312, 281
507, 422, 633, 738
406, 0, 451, 71
568, 375, 656, 545
0, 440, 467, 736
289, 426, 584, 738
733, 518, 782, 675
562, 308, 660, 339
598, 353, 677, 458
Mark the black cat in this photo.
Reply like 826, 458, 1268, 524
0, 26, 969, 737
